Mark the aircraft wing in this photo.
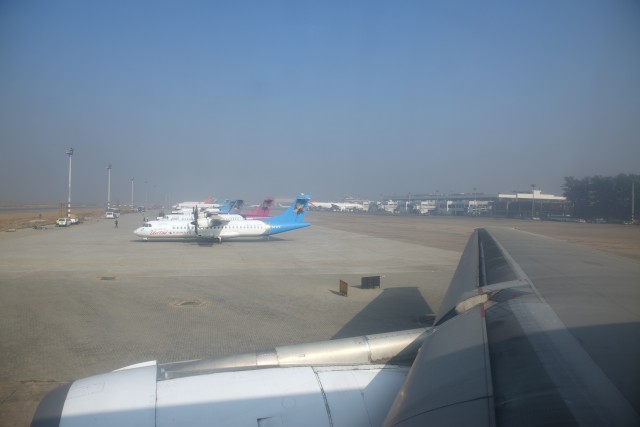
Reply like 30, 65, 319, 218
203, 215, 230, 227
193, 215, 229, 239
383, 227, 640, 426
31, 227, 640, 426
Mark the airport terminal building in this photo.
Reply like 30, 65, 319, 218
381, 189, 568, 218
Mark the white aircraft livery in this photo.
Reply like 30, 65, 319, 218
134, 194, 310, 243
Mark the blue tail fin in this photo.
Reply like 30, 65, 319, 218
219, 199, 244, 214
265, 194, 310, 234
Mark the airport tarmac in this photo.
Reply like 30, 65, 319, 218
1, 211, 639, 426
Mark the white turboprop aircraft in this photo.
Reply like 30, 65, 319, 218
31, 227, 640, 426
172, 196, 220, 211
135, 194, 310, 243
157, 207, 235, 222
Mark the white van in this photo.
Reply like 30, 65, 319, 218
105, 209, 120, 219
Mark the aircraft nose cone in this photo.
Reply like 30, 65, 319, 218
133, 227, 144, 236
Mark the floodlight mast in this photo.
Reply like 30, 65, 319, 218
66, 148, 74, 218
107, 164, 112, 210
632, 182, 636, 224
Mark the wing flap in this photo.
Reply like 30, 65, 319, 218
383, 305, 494, 427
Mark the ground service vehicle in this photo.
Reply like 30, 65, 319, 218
55, 218, 70, 227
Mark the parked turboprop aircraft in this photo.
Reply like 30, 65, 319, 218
242, 197, 273, 219
32, 226, 640, 426
218, 199, 244, 214
134, 194, 310, 242
172, 196, 219, 211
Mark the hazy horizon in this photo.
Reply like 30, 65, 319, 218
2, 1, 639, 206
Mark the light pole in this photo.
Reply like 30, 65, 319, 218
632, 181, 635, 224
65, 148, 74, 218
531, 184, 536, 218
106, 164, 112, 210
131, 177, 134, 209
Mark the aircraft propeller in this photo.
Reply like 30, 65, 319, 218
192, 206, 199, 235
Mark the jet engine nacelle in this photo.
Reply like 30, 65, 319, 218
33, 361, 409, 427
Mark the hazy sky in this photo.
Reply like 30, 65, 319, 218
1, 1, 639, 206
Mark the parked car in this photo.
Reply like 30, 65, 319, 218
56, 218, 71, 227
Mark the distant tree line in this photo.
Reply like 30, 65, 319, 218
563, 174, 639, 222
